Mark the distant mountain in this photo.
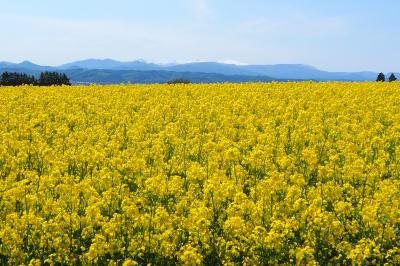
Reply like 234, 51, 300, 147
57, 59, 386, 81
0, 60, 55, 73
0, 61, 14, 68
16, 61, 46, 71
63, 69, 276, 84
1, 59, 399, 84
59, 58, 123, 70
59, 59, 162, 71
166, 62, 258, 76
238, 64, 378, 81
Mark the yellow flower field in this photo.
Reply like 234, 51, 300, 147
0, 82, 400, 265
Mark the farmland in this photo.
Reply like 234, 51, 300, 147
0, 82, 400, 265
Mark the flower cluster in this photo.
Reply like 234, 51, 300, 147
0, 82, 399, 265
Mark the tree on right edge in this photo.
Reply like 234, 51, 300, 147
388, 73, 397, 82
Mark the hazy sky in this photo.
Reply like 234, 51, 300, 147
1, 0, 399, 72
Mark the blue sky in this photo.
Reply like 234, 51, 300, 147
1, 0, 399, 72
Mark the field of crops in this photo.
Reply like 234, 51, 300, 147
0, 82, 399, 265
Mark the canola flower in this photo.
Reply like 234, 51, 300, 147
0, 82, 399, 265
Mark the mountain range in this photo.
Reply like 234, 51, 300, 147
0, 59, 397, 84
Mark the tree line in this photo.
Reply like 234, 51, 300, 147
376, 73, 397, 82
0, 72, 71, 86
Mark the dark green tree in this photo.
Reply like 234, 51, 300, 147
0, 72, 36, 86
38, 71, 71, 86
376, 72, 385, 82
167, 78, 192, 84
1, 71, 71, 86
388, 73, 397, 82
61, 73, 71, 85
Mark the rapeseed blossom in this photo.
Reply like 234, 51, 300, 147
0, 82, 399, 264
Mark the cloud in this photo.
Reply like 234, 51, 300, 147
239, 15, 349, 37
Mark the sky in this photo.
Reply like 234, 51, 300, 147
0, 0, 399, 72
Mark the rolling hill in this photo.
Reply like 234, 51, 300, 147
1, 59, 398, 84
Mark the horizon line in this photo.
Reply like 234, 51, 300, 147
1, 58, 398, 74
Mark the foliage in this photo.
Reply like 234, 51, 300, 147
376, 72, 385, 82
0, 82, 399, 265
0, 71, 71, 86
389, 73, 397, 82
38, 71, 71, 86
0, 72, 36, 86
167, 78, 192, 84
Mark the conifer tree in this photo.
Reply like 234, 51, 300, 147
376, 72, 385, 82
388, 73, 397, 82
